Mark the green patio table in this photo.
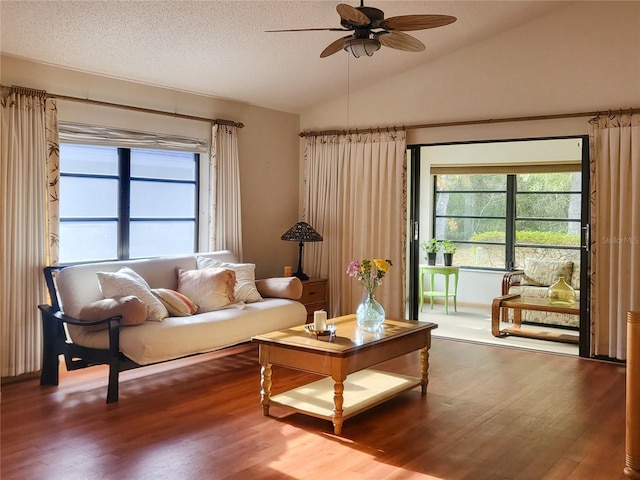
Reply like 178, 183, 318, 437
419, 264, 459, 315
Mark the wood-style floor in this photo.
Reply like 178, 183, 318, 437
1, 338, 628, 480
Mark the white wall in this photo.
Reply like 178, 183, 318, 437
1, 55, 302, 278
300, 2, 640, 139
300, 1, 640, 308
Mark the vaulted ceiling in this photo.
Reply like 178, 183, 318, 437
1, 1, 569, 114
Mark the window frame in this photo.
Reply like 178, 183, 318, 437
433, 172, 582, 271
59, 144, 200, 263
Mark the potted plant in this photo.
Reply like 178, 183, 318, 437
421, 239, 440, 265
441, 240, 457, 266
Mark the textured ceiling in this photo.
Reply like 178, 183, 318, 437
1, 1, 568, 114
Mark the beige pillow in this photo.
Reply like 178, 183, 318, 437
196, 256, 263, 303
520, 259, 573, 287
97, 267, 168, 321
176, 267, 236, 312
78, 295, 147, 331
255, 277, 303, 300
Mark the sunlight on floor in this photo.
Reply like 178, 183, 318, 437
419, 305, 579, 356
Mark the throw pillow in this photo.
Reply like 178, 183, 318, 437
520, 258, 574, 287
97, 267, 168, 321
78, 295, 147, 331
152, 288, 198, 317
196, 256, 263, 303
255, 277, 303, 300
176, 267, 236, 313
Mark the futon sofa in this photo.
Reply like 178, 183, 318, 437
39, 251, 307, 403
501, 258, 580, 328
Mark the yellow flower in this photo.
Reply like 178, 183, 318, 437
373, 258, 389, 273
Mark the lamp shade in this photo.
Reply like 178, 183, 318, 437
280, 222, 323, 243
281, 222, 323, 280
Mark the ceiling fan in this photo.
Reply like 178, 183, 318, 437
266, 1, 457, 58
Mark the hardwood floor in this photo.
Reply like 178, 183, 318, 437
1, 339, 627, 480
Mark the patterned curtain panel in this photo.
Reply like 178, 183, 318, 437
209, 124, 243, 260
589, 112, 640, 360
0, 88, 58, 377
303, 130, 407, 320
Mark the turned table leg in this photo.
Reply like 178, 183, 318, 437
332, 377, 345, 435
260, 362, 272, 416
420, 343, 430, 395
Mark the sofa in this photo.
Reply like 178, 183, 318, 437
501, 258, 580, 328
39, 250, 307, 403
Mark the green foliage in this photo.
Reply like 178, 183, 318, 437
441, 240, 457, 254
470, 230, 579, 245
421, 239, 440, 253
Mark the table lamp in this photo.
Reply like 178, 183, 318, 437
280, 222, 323, 280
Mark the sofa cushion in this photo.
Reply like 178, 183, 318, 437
196, 256, 263, 303
176, 267, 236, 312
255, 277, 303, 300
97, 267, 168, 321
152, 288, 198, 317
67, 298, 308, 365
520, 259, 573, 287
78, 295, 147, 331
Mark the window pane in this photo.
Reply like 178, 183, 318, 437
435, 217, 506, 242
60, 177, 118, 217
516, 192, 581, 219
59, 221, 118, 263
515, 247, 580, 269
129, 221, 195, 258
460, 243, 506, 269
515, 220, 581, 244
130, 181, 196, 218
436, 192, 506, 217
59, 144, 118, 175
130, 149, 196, 180
517, 172, 580, 192
436, 174, 506, 191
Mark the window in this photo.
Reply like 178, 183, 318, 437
59, 144, 199, 263
434, 172, 581, 270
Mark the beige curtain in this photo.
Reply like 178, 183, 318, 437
1, 89, 58, 377
304, 130, 407, 320
209, 124, 243, 260
589, 112, 640, 360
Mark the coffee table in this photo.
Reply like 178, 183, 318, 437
251, 314, 437, 435
491, 293, 579, 344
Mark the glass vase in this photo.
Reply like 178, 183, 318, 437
356, 292, 385, 332
547, 276, 577, 305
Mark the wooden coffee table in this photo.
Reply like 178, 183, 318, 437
491, 293, 579, 344
251, 314, 437, 435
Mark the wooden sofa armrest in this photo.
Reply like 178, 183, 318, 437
38, 304, 124, 403
502, 270, 525, 296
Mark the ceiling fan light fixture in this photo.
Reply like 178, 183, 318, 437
343, 37, 380, 58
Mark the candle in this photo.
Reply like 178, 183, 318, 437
284, 265, 292, 277
314, 310, 327, 331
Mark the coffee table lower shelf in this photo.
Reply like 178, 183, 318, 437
270, 369, 421, 423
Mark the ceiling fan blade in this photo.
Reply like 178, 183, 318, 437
336, 3, 370, 26
266, 27, 349, 32
381, 14, 457, 31
320, 35, 351, 58
376, 31, 425, 52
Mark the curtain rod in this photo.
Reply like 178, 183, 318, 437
299, 107, 640, 137
2, 84, 244, 128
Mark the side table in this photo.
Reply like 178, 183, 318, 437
419, 264, 459, 315
300, 278, 328, 323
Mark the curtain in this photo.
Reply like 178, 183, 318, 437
303, 130, 407, 320
589, 112, 640, 360
210, 124, 243, 260
1, 89, 58, 377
